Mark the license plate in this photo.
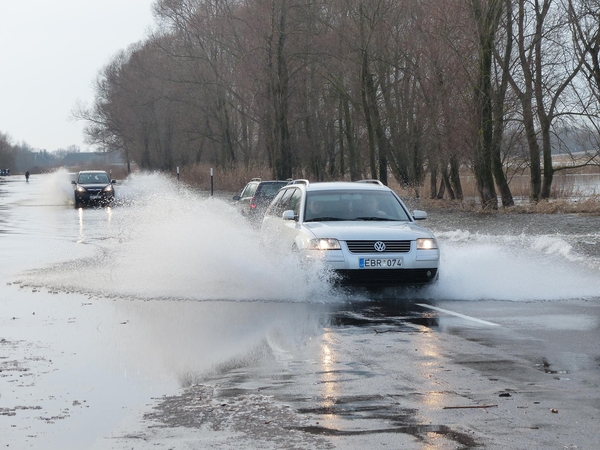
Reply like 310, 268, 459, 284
90, 195, 100, 200
359, 258, 403, 268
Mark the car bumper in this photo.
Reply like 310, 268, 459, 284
75, 193, 115, 204
333, 268, 438, 286
304, 247, 440, 286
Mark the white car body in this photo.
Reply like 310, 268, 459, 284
261, 180, 440, 287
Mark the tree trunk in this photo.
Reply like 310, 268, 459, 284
449, 154, 463, 200
441, 165, 455, 200
539, 117, 554, 199
266, 0, 292, 180
491, 0, 514, 207
520, 98, 542, 202
338, 97, 345, 178
342, 94, 358, 181
361, 50, 378, 180
471, 0, 500, 210
429, 164, 438, 199
368, 66, 388, 185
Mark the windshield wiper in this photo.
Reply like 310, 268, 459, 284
305, 217, 344, 222
354, 216, 398, 221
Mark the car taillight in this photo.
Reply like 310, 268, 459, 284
250, 197, 257, 209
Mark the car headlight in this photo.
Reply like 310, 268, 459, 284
103, 185, 114, 193
416, 238, 438, 250
76, 186, 87, 193
308, 238, 341, 250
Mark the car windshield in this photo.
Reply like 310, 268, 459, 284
79, 173, 109, 184
304, 190, 411, 222
258, 182, 288, 196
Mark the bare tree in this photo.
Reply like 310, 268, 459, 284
468, 0, 504, 209
567, 0, 600, 166
506, 0, 583, 201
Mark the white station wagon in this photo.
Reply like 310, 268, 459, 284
261, 180, 440, 287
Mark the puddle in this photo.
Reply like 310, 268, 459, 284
294, 423, 478, 447
328, 299, 441, 330
537, 358, 569, 375
506, 314, 598, 331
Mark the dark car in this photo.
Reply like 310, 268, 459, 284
233, 178, 289, 226
72, 170, 116, 207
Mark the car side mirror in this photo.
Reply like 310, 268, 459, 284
111, 179, 116, 184
71, 180, 76, 185
233, 195, 240, 201
412, 210, 427, 220
282, 210, 296, 221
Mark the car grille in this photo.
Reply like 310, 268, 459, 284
334, 268, 437, 286
346, 240, 411, 253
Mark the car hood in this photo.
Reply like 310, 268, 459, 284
78, 183, 111, 189
303, 221, 434, 240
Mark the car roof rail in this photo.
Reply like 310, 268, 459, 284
250, 177, 262, 182
287, 179, 310, 185
356, 179, 384, 185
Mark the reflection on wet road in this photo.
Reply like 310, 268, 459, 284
181, 296, 599, 448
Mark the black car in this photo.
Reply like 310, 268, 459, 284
233, 178, 289, 226
72, 170, 116, 207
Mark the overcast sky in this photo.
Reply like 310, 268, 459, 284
0, 0, 156, 152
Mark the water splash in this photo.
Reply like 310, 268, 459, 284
427, 229, 600, 301
18, 172, 336, 302
7, 168, 74, 207
14, 172, 600, 303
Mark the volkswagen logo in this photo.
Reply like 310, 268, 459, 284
374, 241, 386, 252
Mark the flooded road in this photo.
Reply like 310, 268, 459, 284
1, 172, 600, 449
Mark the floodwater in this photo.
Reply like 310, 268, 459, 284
5, 171, 600, 300
1, 171, 600, 449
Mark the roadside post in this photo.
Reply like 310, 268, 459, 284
177, 166, 180, 181
210, 168, 214, 196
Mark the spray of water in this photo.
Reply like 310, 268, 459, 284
19, 171, 336, 302
8, 172, 339, 380
16, 168, 76, 206
15, 171, 600, 303
427, 229, 600, 301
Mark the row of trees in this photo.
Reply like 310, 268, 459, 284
0, 132, 14, 169
0, 131, 80, 173
78, 0, 600, 208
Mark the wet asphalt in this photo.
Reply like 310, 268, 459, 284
1, 173, 599, 449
